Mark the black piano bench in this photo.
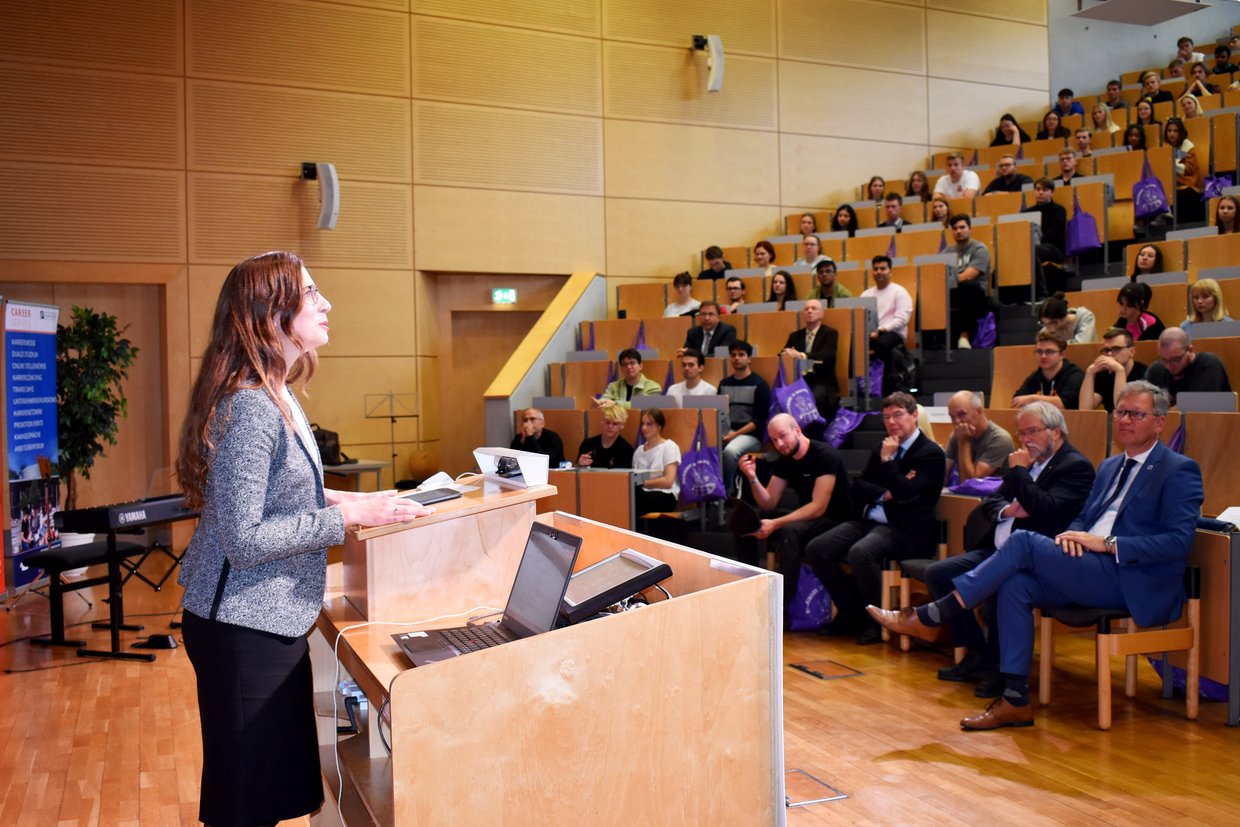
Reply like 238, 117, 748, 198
26, 541, 145, 648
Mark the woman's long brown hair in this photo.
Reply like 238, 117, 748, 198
176, 251, 317, 508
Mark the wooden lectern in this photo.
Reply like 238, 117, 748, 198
312, 476, 785, 825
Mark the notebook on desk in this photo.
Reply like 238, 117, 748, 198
392, 521, 582, 667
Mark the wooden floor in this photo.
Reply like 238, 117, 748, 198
1, 559, 1237, 826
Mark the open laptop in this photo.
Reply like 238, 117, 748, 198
392, 522, 582, 667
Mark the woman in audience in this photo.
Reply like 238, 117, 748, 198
752, 240, 777, 276
906, 170, 931, 202
631, 408, 681, 516
664, 271, 701, 318
1215, 194, 1239, 234
930, 194, 952, 227
990, 113, 1031, 147
1179, 94, 1203, 120
1114, 281, 1165, 341
867, 177, 885, 202
1037, 110, 1070, 140
1090, 101, 1121, 134
1039, 293, 1097, 344
1187, 61, 1220, 97
1129, 244, 1163, 279
767, 270, 796, 310
577, 405, 634, 469
1123, 124, 1148, 151
799, 213, 817, 235
830, 204, 859, 237
1133, 99, 1160, 129
1181, 278, 1233, 331
1164, 117, 1203, 223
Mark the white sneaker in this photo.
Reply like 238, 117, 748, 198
957, 336, 972, 349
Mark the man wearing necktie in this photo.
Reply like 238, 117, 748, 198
870, 380, 1203, 730
806, 392, 945, 645
781, 299, 840, 421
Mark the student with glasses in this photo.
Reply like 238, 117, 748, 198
1144, 327, 1232, 406
1011, 330, 1085, 410
1079, 327, 1147, 412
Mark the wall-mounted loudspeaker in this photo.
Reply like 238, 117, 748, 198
300, 161, 340, 230
692, 34, 725, 93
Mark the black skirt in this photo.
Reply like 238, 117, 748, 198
182, 610, 322, 827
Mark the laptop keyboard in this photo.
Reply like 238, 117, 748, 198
441, 624, 512, 653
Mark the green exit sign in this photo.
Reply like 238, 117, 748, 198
492, 288, 517, 304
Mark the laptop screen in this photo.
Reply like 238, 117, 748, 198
501, 522, 582, 639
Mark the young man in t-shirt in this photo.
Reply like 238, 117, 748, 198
933, 153, 980, 199
1079, 328, 1146, 412
1144, 327, 1233, 405
1011, 330, 1085, 410
718, 340, 771, 491
738, 413, 852, 617
666, 348, 717, 402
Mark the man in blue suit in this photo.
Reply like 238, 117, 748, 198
869, 380, 1203, 730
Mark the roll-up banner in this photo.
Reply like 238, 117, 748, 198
4, 300, 61, 589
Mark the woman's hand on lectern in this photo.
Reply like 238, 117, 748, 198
338, 491, 433, 527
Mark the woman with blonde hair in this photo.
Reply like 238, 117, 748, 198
1181, 278, 1233, 331
1090, 101, 1121, 134
1178, 94, 1202, 120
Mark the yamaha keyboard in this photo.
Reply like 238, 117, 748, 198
56, 493, 197, 533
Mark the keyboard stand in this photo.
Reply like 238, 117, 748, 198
78, 531, 154, 662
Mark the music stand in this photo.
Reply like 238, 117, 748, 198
364, 392, 418, 483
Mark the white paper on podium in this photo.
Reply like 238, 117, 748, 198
473, 447, 549, 487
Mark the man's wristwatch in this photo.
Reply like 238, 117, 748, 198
1104, 535, 1118, 554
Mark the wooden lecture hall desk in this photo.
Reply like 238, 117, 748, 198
311, 476, 785, 825
323, 459, 387, 492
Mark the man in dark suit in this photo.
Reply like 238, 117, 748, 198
678, 301, 736, 359
871, 380, 1203, 730
927, 401, 1095, 697
780, 299, 839, 420
807, 392, 946, 644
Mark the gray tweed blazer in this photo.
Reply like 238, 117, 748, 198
179, 388, 345, 637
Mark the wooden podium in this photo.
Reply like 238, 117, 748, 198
313, 477, 786, 825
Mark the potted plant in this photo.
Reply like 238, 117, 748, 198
56, 306, 139, 512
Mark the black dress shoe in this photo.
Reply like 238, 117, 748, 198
938, 652, 990, 683
856, 623, 883, 646
974, 671, 1003, 698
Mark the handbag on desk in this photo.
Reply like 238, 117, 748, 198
311, 423, 353, 465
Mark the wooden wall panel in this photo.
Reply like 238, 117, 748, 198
411, 17, 601, 116
604, 200, 780, 277
604, 42, 777, 130
308, 269, 416, 357
604, 0, 775, 56
412, 187, 604, 273
188, 81, 411, 181
300, 355, 420, 443
779, 134, 932, 207
0, 66, 183, 168
603, 121, 779, 204
779, 61, 929, 141
186, 265, 228, 360
0, 164, 185, 262
779, 0, 926, 75
188, 174, 412, 268
413, 102, 602, 194
926, 10, 1048, 91
417, 354, 441, 443
187, 0, 409, 95
928, 0, 1046, 25
0, 0, 181, 74
411, 0, 600, 36
927, 79, 1048, 148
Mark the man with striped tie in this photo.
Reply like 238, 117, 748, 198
869, 380, 1203, 730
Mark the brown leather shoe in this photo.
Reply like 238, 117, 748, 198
865, 605, 935, 639
960, 698, 1034, 731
